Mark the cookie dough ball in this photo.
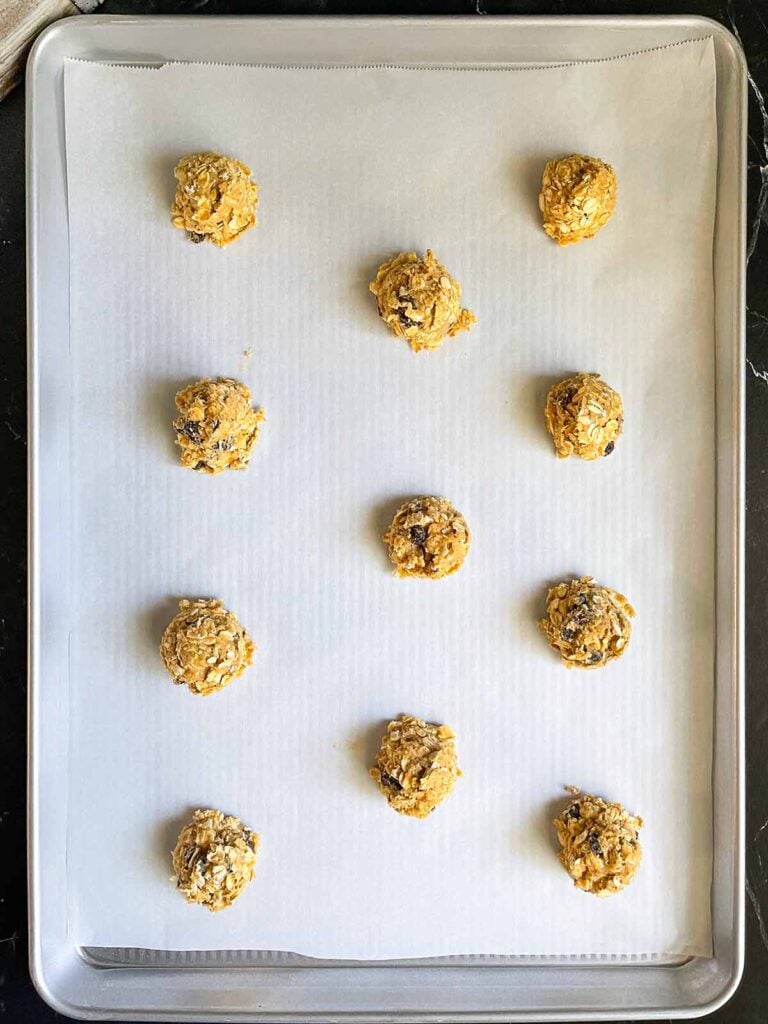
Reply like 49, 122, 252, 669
540, 576, 634, 669
539, 154, 617, 246
369, 249, 476, 352
383, 496, 470, 579
171, 152, 259, 247
173, 377, 265, 474
554, 793, 643, 895
545, 373, 623, 460
370, 715, 460, 818
160, 598, 254, 695
172, 808, 259, 911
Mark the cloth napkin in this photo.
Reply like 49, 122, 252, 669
0, 0, 98, 101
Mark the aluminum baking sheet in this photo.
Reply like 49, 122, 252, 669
28, 15, 745, 1021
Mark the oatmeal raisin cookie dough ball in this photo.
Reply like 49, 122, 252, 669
173, 377, 264, 474
160, 598, 254, 696
539, 154, 617, 246
545, 373, 623, 460
370, 715, 460, 818
171, 152, 259, 247
539, 577, 633, 669
172, 808, 260, 911
369, 249, 476, 352
554, 792, 643, 895
383, 496, 470, 579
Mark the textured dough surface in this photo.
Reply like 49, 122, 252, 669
545, 373, 623, 460
370, 715, 460, 818
369, 249, 476, 352
383, 496, 471, 579
171, 152, 259, 247
539, 577, 634, 669
173, 377, 265, 474
172, 808, 260, 911
554, 793, 643, 895
539, 154, 617, 246
160, 598, 254, 695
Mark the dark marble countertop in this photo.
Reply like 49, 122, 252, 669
1, 1, 766, 1020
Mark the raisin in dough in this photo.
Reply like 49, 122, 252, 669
370, 715, 460, 818
173, 377, 264, 474
554, 793, 643, 895
369, 249, 476, 352
539, 577, 634, 669
171, 152, 259, 247
545, 373, 623, 460
160, 598, 254, 695
383, 496, 470, 579
539, 154, 617, 246
172, 808, 260, 911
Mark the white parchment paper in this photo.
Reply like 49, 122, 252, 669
62, 38, 717, 958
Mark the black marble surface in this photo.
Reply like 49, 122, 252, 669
1, 1, 767, 1020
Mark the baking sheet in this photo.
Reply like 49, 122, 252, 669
62, 38, 717, 959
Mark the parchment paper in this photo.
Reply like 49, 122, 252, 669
62, 38, 717, 958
